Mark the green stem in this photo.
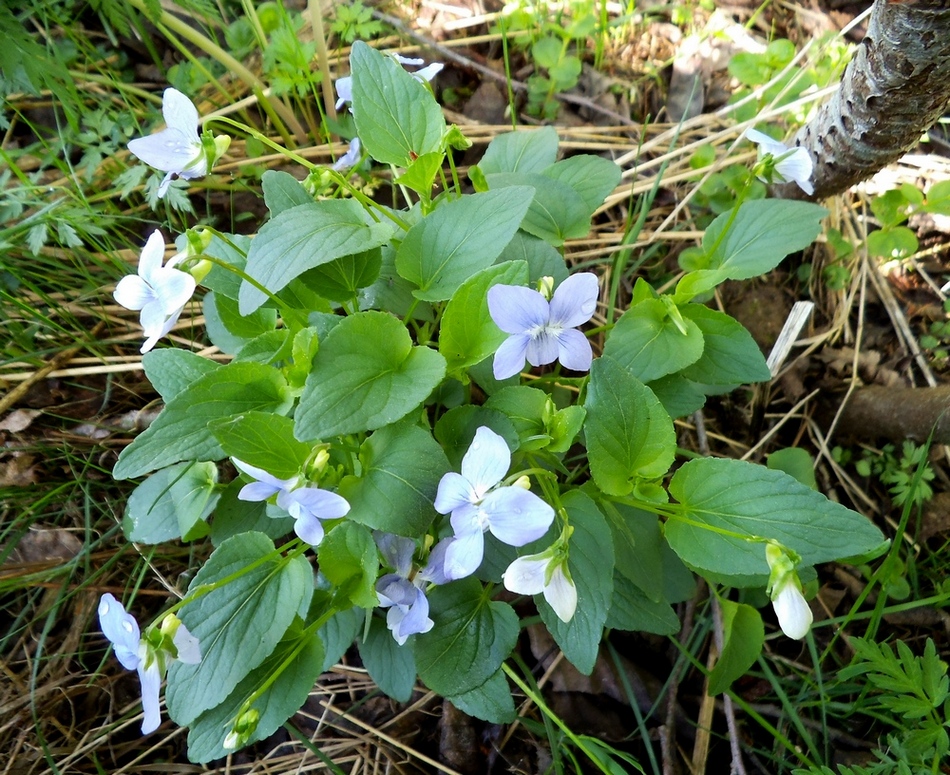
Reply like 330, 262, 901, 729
308, 0, 338, 129
502, 662, 615, 775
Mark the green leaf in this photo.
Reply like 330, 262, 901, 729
209, 412, 311, 478
667, 458, 888, 579
484, 385, 549, 450
261, 169, 312, 215
676, 200, 827, 299
142, 349, 220, 403
413, 577, 519, 696
295, 311, 446, 438
548, 405, 585, 454
359, 617, 417, 702
605, 574, 681, 635
123, 462, 219, 544
867, 226, 918, 259
707, 600, 764, 695
314, 588, 364, 671
543, 155, 621, 215
350, 40, 446, 166
305, 247, 382, 303
603, 503, 664, 600
166, 532, 313, 726
239, 200, 393, 314
478, 127, 559, 175
186, 624, 324, 762
531, 36, 562, 69
359, 244, 435, 320
434, 405, 519, 469
440, 260, 529, 376
584, 357, 676, 496
448, 669, 516, 724
113, 362, 293, 480
495, 231, 568, 284
679, 305, 770, 387
337, 421, 449, 535
210, 481, 295, 546
486, 172, 589, 246
394, 151, 444, 198
204, 291, 277, 355
395, 188, 534, 302
646, 374, 707, 419
318, 522, 379, 609
602, 299, 705, 382
767, 448, 818, 490
201, 234, 252, 300
539, 491, 613, 674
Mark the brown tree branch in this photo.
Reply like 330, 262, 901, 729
775, 0, 950, 201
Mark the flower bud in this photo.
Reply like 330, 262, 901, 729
511, 475, 531, 491
538, 276, 555, 301
224, 707, 260, 750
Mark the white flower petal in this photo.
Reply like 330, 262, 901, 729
482, 487, 554, 547
544, 565, 577, 623
487, 285, 549, 334
152, 267, 196, 316
548, 273, 599, 328
162, 87, 200, 143
524, 328, 560, 367
493, 333, 530, 379
114, 274, 153, 312
335, 76, 353, 109
173, 623, 202, 665
459, 426, 511, 496
128, 128, 201, 173
137, 659, 163, 734
392, 54, 425, 66
442, 530, 485, 581
775, 148, 814, 195
412, 62, 444, 82
285, 488, 351, 520
293, 512, 326, 545
771, 582, 813, 640
555, 328, 593, 372
136, 231, 167, 283
98, 593, 141, 671
502, 555, 547, 596
434, 471, 478, 514
745, 127, 785, 157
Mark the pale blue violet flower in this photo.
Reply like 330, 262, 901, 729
488, 273, 599, 380
114, 230, 196, 353
331, 137, 362, 172
503, 550, 577, 623
128, 88, 229, 198
435, 426, 555, 580
233, 459, 350, 546
98, 593, 201, 733
335, 55, 443, 110
374, 533, 434, 645
745, 128, 814, 195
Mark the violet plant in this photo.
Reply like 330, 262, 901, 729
101, 42, 887, 765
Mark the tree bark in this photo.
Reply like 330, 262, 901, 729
775, 0, 950, 201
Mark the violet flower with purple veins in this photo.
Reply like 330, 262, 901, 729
434, 426, 555, 580
232, 459, 350, 546
98, 593, 200, 734
488, 273, 599, 380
